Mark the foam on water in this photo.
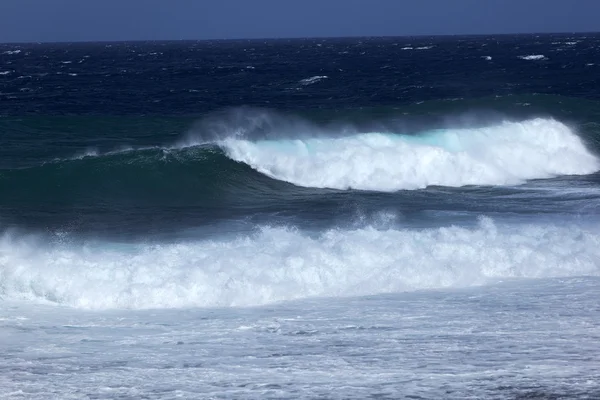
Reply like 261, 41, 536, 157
2, 276, 600, 399
222, 118, 599, 191
299, 75, 328, 85
1, 218, 599, 310
400, 46, 433, 50
519, 54, 546, 60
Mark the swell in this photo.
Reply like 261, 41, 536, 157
0, 145, 298, 208
0, 143, 332, 236
1, 118, 598, 206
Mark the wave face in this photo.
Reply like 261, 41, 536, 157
1, 218, 599, 309
2, 115, 599, 237
223, 118, 599, 191
3, 118, 597, 205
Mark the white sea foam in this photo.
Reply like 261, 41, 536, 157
299, 75, 328, 85
1, 218, 599, 310
400, 46, 433, 50
0, 71, 11, 75
2, 50, 21, 55
222, 118, 599, 191
519, 54, 546, 60
482, 56, 492, 60
71, 148, 100, 159
1, 276, 599, 398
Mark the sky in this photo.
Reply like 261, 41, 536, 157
0, 0, 599, 43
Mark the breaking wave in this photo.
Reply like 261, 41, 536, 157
222, 118, 599, 191
1, 218, 599, 309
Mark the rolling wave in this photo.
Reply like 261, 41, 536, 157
1, 118, 597, 208
1, 217, 599, 309
2, 114, 600, 309
223, 118, 599, 191
0, 144, 300, 211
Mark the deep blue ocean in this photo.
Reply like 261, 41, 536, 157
1, 34, 600, 399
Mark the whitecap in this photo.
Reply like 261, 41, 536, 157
299, 75, 328, 86
519, 55, 546, 61
222, 118, 598, 192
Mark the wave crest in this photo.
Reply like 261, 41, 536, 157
222, 118, 599, 191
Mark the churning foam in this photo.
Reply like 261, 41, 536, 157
222, 118, 599, 191
519, 55, 546, 61
1, 218, 599, 310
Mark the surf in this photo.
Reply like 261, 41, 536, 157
222, 118, 599, 191
1, 217, 599, 309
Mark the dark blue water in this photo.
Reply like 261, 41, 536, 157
1, 33, 600, 240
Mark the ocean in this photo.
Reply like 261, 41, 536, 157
1, 33, 600, 399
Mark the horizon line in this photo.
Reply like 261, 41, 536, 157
1, 30, 598, 46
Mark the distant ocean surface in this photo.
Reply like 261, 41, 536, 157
1, 34, 600, 399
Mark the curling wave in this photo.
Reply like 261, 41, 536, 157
222, 118, 599, 191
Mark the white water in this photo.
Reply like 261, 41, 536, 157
401, 46, 433, 50
2, 277, 599, 399
299, 75, 328, 85
1, 218, 599, 310
223, 118, 599, 191
519, 54, 546, 60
